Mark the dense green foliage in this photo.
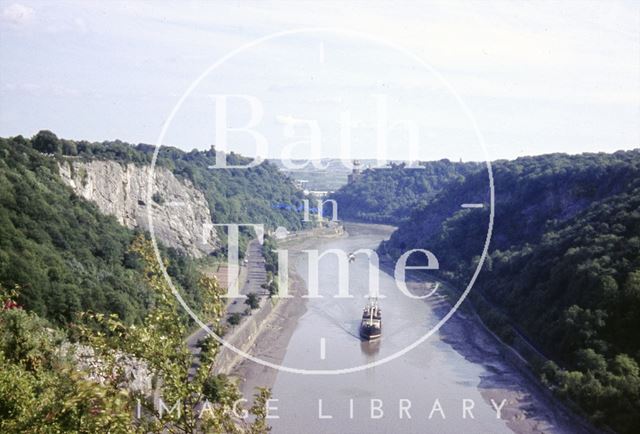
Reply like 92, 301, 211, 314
330, 160, 480, 223
0, 300, 133, 432
0, 131, 299, 430
486, 189, 640, 360
382, 150, 640, 280
0, 135, 202, 325
245, 292, 260, 309
227, 312, 242, 326
379, 150, 640, 432
262, 235, 279, 275
0, 131, 308, 326
261, 235, 280, 297
0, 239, 271, 433
488, 189, 640, 430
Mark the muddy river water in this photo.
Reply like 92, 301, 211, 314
262, 223, 582, 434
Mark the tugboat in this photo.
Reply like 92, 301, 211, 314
360, 297, 382, 340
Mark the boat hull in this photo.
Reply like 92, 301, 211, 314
359, 323, 382, 340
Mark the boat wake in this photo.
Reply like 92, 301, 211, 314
310, 305, 361, 340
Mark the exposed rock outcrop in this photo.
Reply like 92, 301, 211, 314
59, 159, 217, 257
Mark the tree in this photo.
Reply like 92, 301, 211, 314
245, 293, 260, 310
575, 348, 607, 374
623, 270, 640, 302
61, 139, 78, 156
32, 130, 61, 154
264, 280, 279, 297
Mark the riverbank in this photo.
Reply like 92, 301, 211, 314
428, 294, 596, 434
232, 271, 308, 399
228, 224, 347, 400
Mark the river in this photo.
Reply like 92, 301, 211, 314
252, 223, 583, 434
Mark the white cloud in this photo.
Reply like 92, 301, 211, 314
1, 82, 81, 97
275, 114, 299, 125
2, 3, 34, 26
73, 17, 87, 33
0, 0, 637, 159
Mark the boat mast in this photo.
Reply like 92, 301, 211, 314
368, 296, 377, 326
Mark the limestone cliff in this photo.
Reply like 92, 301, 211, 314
59, 159, 217, 257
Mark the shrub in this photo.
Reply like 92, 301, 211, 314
227, 312, 242, 325
245, 293, 260, 309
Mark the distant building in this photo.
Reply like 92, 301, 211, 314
294, 179, 309, 190
347, 160, 361, 184
308, 190, 331, 198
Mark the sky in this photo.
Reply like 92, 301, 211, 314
0, 0, 638, 162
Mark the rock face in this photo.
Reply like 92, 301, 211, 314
59, 159, 217, 257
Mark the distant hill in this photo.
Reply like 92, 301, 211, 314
380, 151, 640, 269
269, 158, 440, 192
329, 160, 481, 223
